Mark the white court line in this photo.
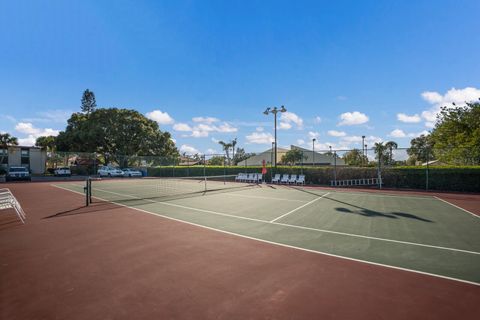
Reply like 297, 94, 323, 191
270, 193, 330, 223
89, 186, 480, 256
434, 196, 480, 219
224, 193, 308, 203
51, 183, 480, 286
293, 187, 436, 200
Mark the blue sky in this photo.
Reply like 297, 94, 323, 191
1, 0, 479, 155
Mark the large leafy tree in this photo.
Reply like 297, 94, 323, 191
430, 100, 480, 165
81, 89, 97, 115
281, 149, 303, 165
407, 134, 434, 164
208, 156, 225, 166
56, 108, 178, 165
35, 136, 57, 151
343, 148, 367, 166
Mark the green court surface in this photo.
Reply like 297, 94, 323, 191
55, 179, 480, 285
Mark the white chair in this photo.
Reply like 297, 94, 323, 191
296, 175, 305, 185
288, 174, 297, 184
235, 173, 244, 182
0, 188, 26, 224
280, 174, 289, 184
257, 174, 263, 183
246, 173, 255, 183
271, 174, 281, 184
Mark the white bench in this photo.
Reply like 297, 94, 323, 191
330, 178, 382, 187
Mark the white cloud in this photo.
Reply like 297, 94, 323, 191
308, 131, 319, 139
192, 116, 219, 124
146, 110, 174, 125
314, 116, 322, 124
397, 113, 421, 123
173, 123, 192, 131
245, 132, 274, 144
1, 115, 17, 123
216, 123, 237, 133
191, 130, 209, 138
296, 139, 305, 145
211, 137, 219, 143
279, 122, 292, 130
279, 111, 303, 130
341, 135, 363, 143
180, 144, 200, 155
256, 127, 264, 132
389, 129, 406, 138
14, 122, 60, 146
23, 109, 72, 124
338, 111, 369, 126
327, 130, 346, 137
420, 87, 480, 127
206, 148, 218, 154
389, 129, 430, 139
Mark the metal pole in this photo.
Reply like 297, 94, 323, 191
377, 152, 382, 189
274, 112, 277, 168
362, 136, 365, 166
312, 139, 315, 166
203, 154, 207, 191
271, 142, 274, 181
333, 151, 337, 185
426, 147, 429, 191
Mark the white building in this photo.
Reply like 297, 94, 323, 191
236, 145, 345, 166
0, 146, 47, 174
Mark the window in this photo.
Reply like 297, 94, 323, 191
21, 148, 29, 165
0, 149, 7, 164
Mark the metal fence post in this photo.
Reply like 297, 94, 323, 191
426, 147, 430, 191
334, 151, 337, 186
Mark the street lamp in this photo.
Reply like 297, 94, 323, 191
312, 138, 316, 166
365, 144, 368, 163
264, 105, 287, 167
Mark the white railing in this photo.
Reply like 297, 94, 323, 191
0, 188, 26, 224
330, 178, 382, 187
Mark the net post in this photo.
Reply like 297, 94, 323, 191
223, 154, 226, 185
89, 177, 92, 204
85, 177, 90, 206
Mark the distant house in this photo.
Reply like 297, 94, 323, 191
236, 145, 345, 166
0, 146, 46, 174
236, 147, 289, 166
421, 160, 446, 166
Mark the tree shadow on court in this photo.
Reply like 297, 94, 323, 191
291, 187, 433, 222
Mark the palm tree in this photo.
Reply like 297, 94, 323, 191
0, 133, 18, 147
231, 138, 237, 161
373, 142, 387, 164
218, 141, 233, 165
0, 133, 18, 168
384, 141, 398, 165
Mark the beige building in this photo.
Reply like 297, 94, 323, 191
0, 146, 47, 174
237, 145, 345, 166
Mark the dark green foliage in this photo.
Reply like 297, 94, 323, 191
81, 89, 97, 115
281, 149, 303, 165
430, 101, 480, 165
147, 165, 480, 192
56, 108, 178, 165
407, 134, 434, 164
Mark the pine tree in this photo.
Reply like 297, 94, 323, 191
81, 89, 97, 115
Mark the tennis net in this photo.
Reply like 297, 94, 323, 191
86, 174, 254, 204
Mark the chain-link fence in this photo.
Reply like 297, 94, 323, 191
44, 146, 480, 192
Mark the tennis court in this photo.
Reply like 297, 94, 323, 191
55, 176, 480, 285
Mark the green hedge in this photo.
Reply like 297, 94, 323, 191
147, 165, 480, 192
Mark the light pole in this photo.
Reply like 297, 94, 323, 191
362, 135, 365, 166
365, 144, 368, 163
312, 138, 316, 166
264, 105, 287, 168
